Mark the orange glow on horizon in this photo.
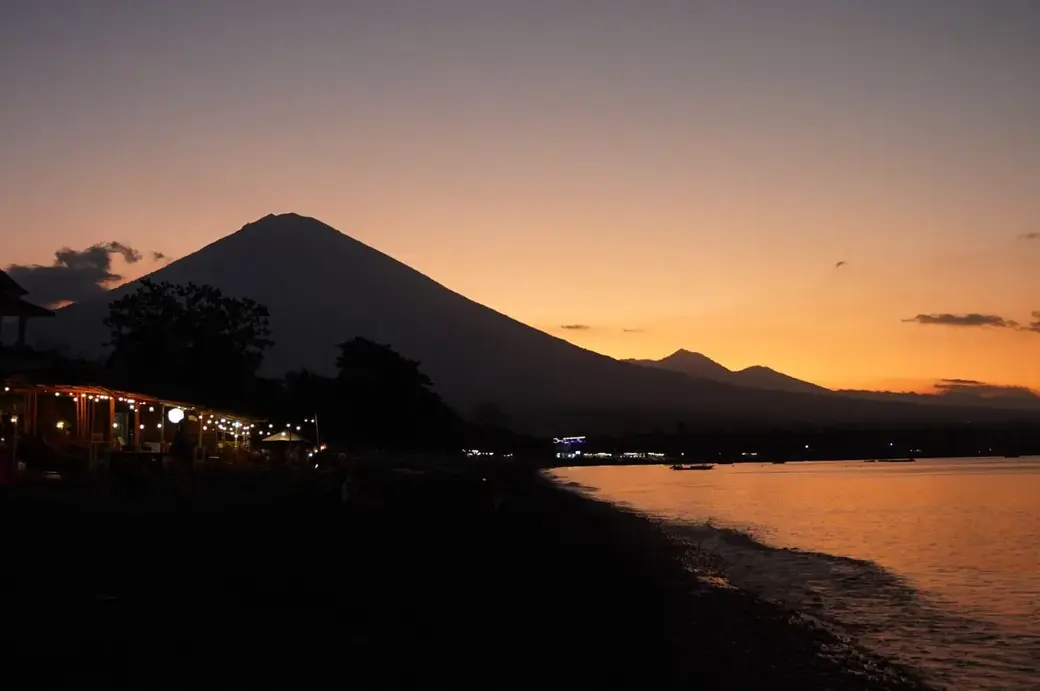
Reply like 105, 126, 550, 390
4, 3, 1038, 393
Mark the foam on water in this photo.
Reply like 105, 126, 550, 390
665, 520, 1040, 691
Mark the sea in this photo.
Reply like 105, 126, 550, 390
552, 458, 1040, 691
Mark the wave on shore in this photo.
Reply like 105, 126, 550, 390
663, 519, 1040, 691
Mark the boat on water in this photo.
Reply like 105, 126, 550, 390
670, 464, 714, 471
875, 458, 916, 463
771, 460, 787, 465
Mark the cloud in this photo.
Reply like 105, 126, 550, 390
904, 313, 1020, 329
1026, 311, 1040, 334
5, 241, 144, 306
1020, 233, 1040, 240
152, 251, 168, 261
934, 379, 1040, 401
559, 324, 646, 334
835, 260, 847, 269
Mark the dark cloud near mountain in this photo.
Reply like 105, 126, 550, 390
5, 241, 152, 306
152, 251, 167, 261
835, 260, 847, 268
934, 378, 1040, 401
1020, 233, 1040, 240
904, 313, 1020, 329
559, 324, 591, 331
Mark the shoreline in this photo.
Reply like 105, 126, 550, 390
1, 464, 930, 689
543, 473, 930, 690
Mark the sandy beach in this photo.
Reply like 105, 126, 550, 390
0, 463, 928, 689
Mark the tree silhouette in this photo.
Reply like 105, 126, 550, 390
334, 337, 460, 448
104, 280, 272, 407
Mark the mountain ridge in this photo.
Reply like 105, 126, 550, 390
624, 350, 829, 395
32, 213, 1040, 432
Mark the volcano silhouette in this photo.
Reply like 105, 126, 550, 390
36, 213, 1040, 432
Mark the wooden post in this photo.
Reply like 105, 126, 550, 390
108, 397, 116, 444
26, 391, 35, 437
133, 406, 141, 450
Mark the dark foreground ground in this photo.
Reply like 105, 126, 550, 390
0, 463, 928, 690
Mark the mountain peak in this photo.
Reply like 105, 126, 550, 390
230, 213, 360, 250
648, 350, 733, 380
630, 351, 831, 394
241, 212, 329, 232
663, 348, 716, 362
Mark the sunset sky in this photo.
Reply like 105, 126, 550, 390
3, 1, 1038, 392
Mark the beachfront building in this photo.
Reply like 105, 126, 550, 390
0, 270, 53, 349
0, 382, 261, 474
554, 436, 586, 460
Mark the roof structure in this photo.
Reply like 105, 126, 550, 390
0, 270, 53, 319
0, 293, 54, 318
2, 381, 260, 428
262, 430, 312, 443
0, 269, 28, 297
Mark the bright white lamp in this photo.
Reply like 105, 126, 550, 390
167, 408, 185, 424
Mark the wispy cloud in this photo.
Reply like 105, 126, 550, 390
1019, 233, 1040, 240
904, 313, 1020, 329
934, 378, 1040, 401
152, 251, 168, 261
1026, 311, 1040, 333
559, 324, 591, 331
622, 328, 645, 333
835, 260, 848, 269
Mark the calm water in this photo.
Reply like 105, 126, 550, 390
553, 458, 1040, 691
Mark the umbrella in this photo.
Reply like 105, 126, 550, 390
261, 431, 312, 444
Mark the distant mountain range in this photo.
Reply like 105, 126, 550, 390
624, 350, 829, 395
628, 350, 1040, 411
31, 213, 1040, 432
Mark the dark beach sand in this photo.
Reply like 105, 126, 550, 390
0, 464, 929, 690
